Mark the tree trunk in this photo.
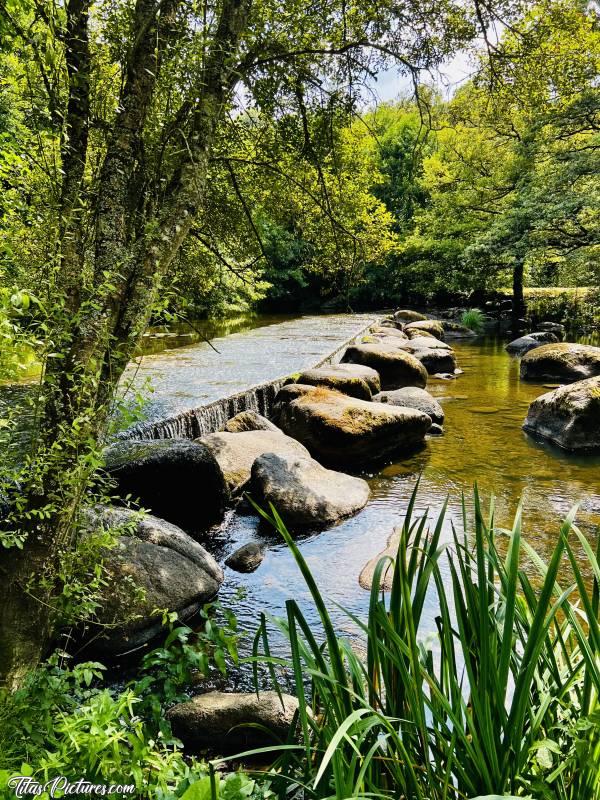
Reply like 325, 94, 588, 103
512, 257, 525, 332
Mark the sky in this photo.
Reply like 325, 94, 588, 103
370, 49, 478, 104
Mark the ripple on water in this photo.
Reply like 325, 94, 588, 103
213, 336, 600, 667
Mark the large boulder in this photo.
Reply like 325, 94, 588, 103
331, 363, 381, 394
506, 332, 559, 356
393, 338, 457, 375
373, 387, 444, 425
276, 386, 431, 465
404, 320, 445, 340
224, 411, 280, 433
287, 365, 374, 401
251, 452, 370, 526
520, 343, 600, 383
102, 439, 227, 531
198, 430, 310, 494
341, 343, 428, 390
404, 327, 436, 340
393, 309, 427, 323
523, 376, 600, 451
369, 325, 408, 340
167, 691, 300, 752
81, 507, 223, 657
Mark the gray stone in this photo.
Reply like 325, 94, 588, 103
251, 452, 370, 526
538, 322, 566, 336
102, 439, 227, 531
404, 327, 437, 340
224, 411, 280, 433
373, 387, 444, 425
81, 507, 223, 657
167, 691, 300, 752
523, 376, 600, 451
341, 343, 428, 390
442, 321, 478, 338
520, 343, 600, 383
198, 430, 310, 494
276, 385, 431, 465
225, 541, 265, 572
506, 332, 559, 356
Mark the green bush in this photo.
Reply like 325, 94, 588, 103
461, 307, 485, 332
251, 489, 600, 800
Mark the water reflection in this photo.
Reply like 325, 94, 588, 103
214, 336, 600, 669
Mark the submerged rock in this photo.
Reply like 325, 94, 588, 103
102, 439, 227, 531
523, 376, 600, 451
198, 430, 310, 494
373, 387, 445, 425
251, 452, 370, 526
506, 332, 559, 356
341, 343, 428, 390
520, 343, 600, 383
224, 411, 280, 433
81, 507, 223, 657
167, 691, 300, 752
276, 385, 431, 465
403, 320, 445, 340
288, 365, 375, 400
225, 541, 265, 573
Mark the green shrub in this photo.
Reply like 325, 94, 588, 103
461, 307, 485, 332
250, 489, 600, 800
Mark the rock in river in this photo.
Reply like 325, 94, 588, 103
102, 439, 227, 531
538, 321, 566, 336
523, 376, 600, 451
393, 338, 458, 375
506, 331, 559, 356
287, 365, 376, 400
403, 320, 445, 340
199, 430, 310, 494
520, 343, 600, 383
167, 691, 300, 752
341, 343, 428, 390
373, 387, 445, 426
370, 325, 408, 341
225, 541, 265, 572
393, 309, 427, 323
276, 385, 431, 465
224, 411, 280, 433
251, 452, 370, 526
80, 507, 223, 657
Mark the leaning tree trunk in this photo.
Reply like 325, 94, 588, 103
0, 0, 252, 691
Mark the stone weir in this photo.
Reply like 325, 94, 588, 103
121, 317, 377, 441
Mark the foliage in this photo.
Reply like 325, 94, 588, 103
0, 611, 251, 799
461, 307, 485, 332
250, 489, 600, 799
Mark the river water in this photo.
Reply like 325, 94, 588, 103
196, 331, 600, 668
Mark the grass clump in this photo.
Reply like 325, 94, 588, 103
461, 307, 485, 332
250, 487, 600, 800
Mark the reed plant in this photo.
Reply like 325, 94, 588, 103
247, 488, 600, 800
460, 308, 485, 333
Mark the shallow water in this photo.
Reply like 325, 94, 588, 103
125, 312, 376, 424
207, 335, 600, 667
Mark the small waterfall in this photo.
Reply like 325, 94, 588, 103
121, 317, 376, 441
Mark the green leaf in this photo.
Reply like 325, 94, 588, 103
180, 775, 219, 800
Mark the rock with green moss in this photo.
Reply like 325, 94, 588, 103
523, 376, 600, 451
341, 343, 428, 390
276, 385, 431, 465
285, 365, 376, 400
373, 387, 445, 426
520, 342, 600, 382
393, 309, 427, 323
223, 410, 280, 433
403, 320, 445, 340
